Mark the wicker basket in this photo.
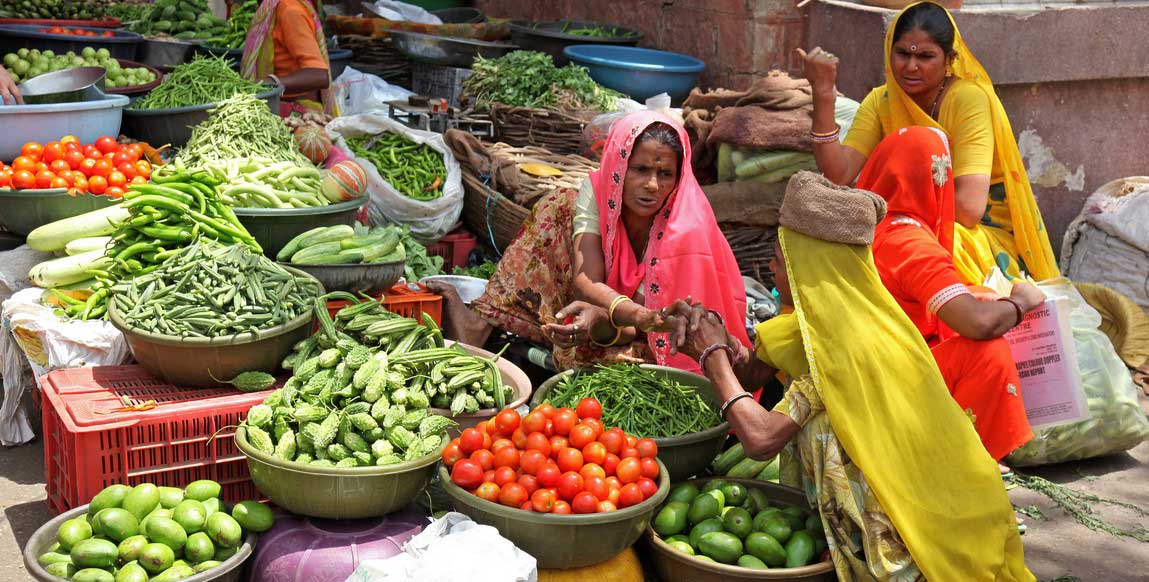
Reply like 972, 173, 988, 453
489, 103, 596, 156
461, 171, 532, 252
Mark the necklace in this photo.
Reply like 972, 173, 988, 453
929, 77, 948, 119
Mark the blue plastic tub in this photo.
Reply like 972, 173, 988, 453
0, 92, 129, 160
563, 44, 705, 103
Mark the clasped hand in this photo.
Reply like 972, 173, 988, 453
662, 299, 739, 361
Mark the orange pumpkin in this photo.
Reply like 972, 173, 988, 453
322, 160, 368, 203
294, 126, 332, 165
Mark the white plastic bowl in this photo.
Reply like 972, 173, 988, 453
0, 92, 129, 160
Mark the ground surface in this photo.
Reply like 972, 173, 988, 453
3, 415, 1147, 581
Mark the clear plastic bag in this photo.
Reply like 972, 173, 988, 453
580, 94, 677, 160
1006, 279, 1149, 466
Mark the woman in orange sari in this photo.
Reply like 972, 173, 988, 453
859, 126, 1043, 465
240, 0, 335, 116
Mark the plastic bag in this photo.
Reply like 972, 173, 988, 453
326, 112, 464, 242
365, 1, 443, 24
1005, 279, 1149, 467
581, 94, 681, 160
332, 66, 415, 117
0, 245, 54, 304
347, 512, 537, 582
1, 287, 131, 445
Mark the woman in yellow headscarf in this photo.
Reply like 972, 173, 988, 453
798, 1, 1057, 285
664, 172, 1032, 581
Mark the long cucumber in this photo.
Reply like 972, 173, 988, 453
711, 442, 746, 474
27, 204, 132, 252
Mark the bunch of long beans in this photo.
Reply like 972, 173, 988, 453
546, 364, 722, 438
346, 133, 446, 201
178, 93, 311, 167
132, 54, 263, 110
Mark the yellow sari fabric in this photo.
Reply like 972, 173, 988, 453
766, 227, 1032, 581
878, 2, 1058, 284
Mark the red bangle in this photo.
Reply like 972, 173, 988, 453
699, 343, 737, 375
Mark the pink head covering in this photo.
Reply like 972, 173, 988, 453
589, 111, 750, 371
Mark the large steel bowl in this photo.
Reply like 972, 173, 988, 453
389, 30, 517, 68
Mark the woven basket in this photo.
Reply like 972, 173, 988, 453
722, 224, 778, 288
489, 103, 596, 156
461, 171, 532, 252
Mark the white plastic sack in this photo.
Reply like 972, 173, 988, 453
0, 287, 131, 446
1061, 176, 1149, 310
332, 66, 415, 117
326, 112, 464, 242
366, 1, 443, 24
0, 245, 54, 304
346, 512, 537, 582
1005, 279, 1149, 467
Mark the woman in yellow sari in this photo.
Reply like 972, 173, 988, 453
665, 172, 1032, 581
799, 1, 1057, 285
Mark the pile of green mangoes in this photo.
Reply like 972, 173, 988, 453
0, 0, 110, 20
652, 479, 828, 570
3, 48, 157, 88
36, 480, 274, 582
129, 0, 229, 41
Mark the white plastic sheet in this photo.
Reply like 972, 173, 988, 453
332, 66, 415, 117
366, 1, 443, 25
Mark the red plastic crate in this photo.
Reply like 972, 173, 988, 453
325, 282, 443, 324
40, 366, 267, 514
427, 229, 478, 272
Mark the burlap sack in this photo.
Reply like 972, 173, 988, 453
779, 171, 887, 245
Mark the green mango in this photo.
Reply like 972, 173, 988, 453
145, 517, 187, 555
157, 487, 185, 510
202, 498, 221, 519
172, 499, 207, 534
193, 560, 222, 572
117, 535, 149, 564
183, 480, 221, 502
44, 562, 77, 578
72, 568, 115, 582
138, 543, 175, 575
184, 532, 215, 564
231, 501, 274, 533
37, 550, 72, 567
205, 513, 243, 549
121, 484, 160, 521
152, 562, 196, 581
69, 538, 118, 569
114, 561, 149, 582
92, 508, 139, 542
212, 545, 238, 561
88, 484, 132, 518
57, 517, 93, 552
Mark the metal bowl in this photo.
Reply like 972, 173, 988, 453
432, 7, 486, 24
280, 259, 406, 295
419, 274, 487, 305
389, 30, 518, 68
138, 36, 203, 71
18, 66, 106, 104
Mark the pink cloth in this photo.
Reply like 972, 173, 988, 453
589, 111, 750, 372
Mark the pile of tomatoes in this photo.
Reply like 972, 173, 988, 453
38, 27, 117, 38
0, 136, 154, 197
446, 397, 663, 514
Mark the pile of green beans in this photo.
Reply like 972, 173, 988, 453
60, 172, 262, 321
132, 54, 263, 111
546, 364, 722, 438
179, 92, 311, 167
346, 133, 446, 201
111, 239, 319, 338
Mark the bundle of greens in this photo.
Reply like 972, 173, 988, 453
397, 228, 444, 281
462, 51, 623, 111
453, 261, 497, 280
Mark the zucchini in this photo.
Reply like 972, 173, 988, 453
726, 456, 770, 479
27, 204, 131, 252
296, 225, 355, 249
29, 250, 113, 288
64, 236, 112, 256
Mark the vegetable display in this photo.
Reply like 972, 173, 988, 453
183, 158, 327, 209
0, 0, 107, 20
446, 398, 662, 514
111, 240, 320, 338
544, 365, 722, 438
453, 261, 497, 280
463, 51, 623, 111
128, 0, 230, 41
105, 1, 150, 24
36, 479, 272, 581
398, 228, 444, 281
3, 47, 157, 88
36, 27, 117, 38
176, 92, 311, 167
207, 0, 258, 50
0, 136, 154, 196
651, 479, 828, 568
557, 22, 638, 38
278, 224, 406, 265
710, 442, 780, 482
131, 55, 264, 111
346, 133, 447, 201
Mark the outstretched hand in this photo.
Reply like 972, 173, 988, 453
542, 301, 610, 349
663, 300, 736, 360
796, 47, 839, 94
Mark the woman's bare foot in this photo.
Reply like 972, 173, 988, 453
998, 462, 1012, 476
424, 281, 493, 347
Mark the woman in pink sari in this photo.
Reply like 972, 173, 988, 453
430, 111, 749, 372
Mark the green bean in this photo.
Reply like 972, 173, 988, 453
178, 93, 311, 167
132, 55, 264, 111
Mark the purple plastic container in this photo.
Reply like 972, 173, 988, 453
250, 510, 427, 581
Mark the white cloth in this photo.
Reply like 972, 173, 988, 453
1061, 176, 1149, 309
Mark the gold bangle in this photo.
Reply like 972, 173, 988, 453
810, 125, 840, 138
608, 295, 632, 329
591, 327, 624, 348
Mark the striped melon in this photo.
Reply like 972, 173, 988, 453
294, 126, 332, 165
322, 160, 368, 203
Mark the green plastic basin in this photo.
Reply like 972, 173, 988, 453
0, 188, 117, 236
532, 365, 729, 482
234, 196, 367, 259
23, 503, 257, 582
645, 477, 836, 581
429, 341, 534, 436
237, 427, 445, 519
107, 267, 322, 388
439, 460, 670, 569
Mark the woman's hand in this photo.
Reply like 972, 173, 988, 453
0, 65, 23, 105
1010, 281, 1047, 313
664, 301, 734, 360
796, 47, 839, 95
542, 301, 612, 349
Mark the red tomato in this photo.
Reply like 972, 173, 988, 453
442, 440, 464, 467
517, 474, 539, 497
534, 403, 557, 419
92, 159, 113, 177
597, 428, 624, 455
116, 162, 137, 179
636, 477, 658, 500
636, 438, 659, 459
490, 438, 515, 454
626, 435, 639, 448
78, 158, 98, 177
126, 143, 144, 159
475, 481, 500, 503
550, 436, 569, 452
483, 470, 496, 483
41, 142, 64, 163
640, 457, 660, 480
616, 457, 642, 484
0, 171, 10, 188
510, 428, 528, 449
620, 447, 640, 459
134, 160, 152, 179
130, 175, 148, 186
82, 145, 101, 159
553, 408, 578, 436
572, 491, 598, 514
584, 476, 609, 501
536, 463, 561, 489
112, 149, 137, 167
459, 428, 485, 455
556, 447, 583, 473
72, 175, 88, 193
11, 156, 36, 173
20, 142, 43, 159
568, 425, 596, 449
49, 177, 68, 189
524, 432, 551, 457
552, 500, 572, 514
451, 459, 484, 489
59, 135, 79, 145
579, 463, 606, 481
544, 419, 554, 437
494, 447, 520, 470
556, 471, 584, 501
35, 170, 56, 189
520, 501, 533, 511
580, 418, 605, 438
470, 449, 495, 472
48, 159, 70, 174
596, 500, 618, 513
576, 397, 603, 420
95, 136, 119, 155
530, 488, 557, 513
492, 466, 517, 487
484, 418, 499, 436
519, 450, 546, 476
498, 483, 528, 508
495, 409, 521, 436
107, 170, 127, 189
607, 486, 621, 506
35, 161, 48, 173
522, 411, 547, 434
605, 476, 623, 491
65, 149, 85, 170
582, 442, 607, 466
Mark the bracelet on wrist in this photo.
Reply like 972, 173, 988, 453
997, 297, 1025, 327
719, 391, 754, 421
591, 327, 623, 348
699, 343, 737, 375
608, 295, 632, 329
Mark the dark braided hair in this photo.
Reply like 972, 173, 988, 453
892, 2, 956, 56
